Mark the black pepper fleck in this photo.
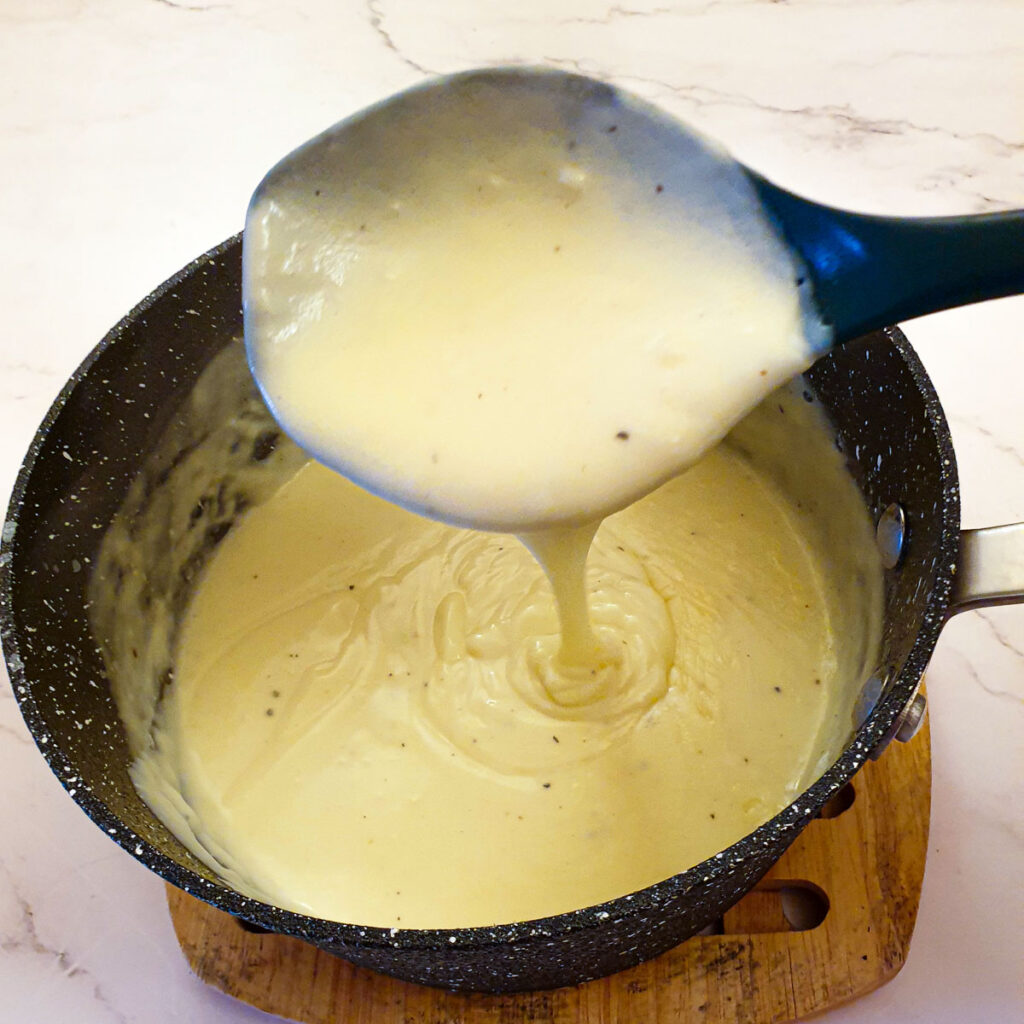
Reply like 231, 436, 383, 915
251, 430, 279, 462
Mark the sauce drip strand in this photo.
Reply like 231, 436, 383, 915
519, 523, 606, 701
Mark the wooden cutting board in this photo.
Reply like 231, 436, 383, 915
167, 713, 930, 1024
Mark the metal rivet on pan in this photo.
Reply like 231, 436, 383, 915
876, 503, 906, 569
869, 684, 926, 760
894, 692, 927, 743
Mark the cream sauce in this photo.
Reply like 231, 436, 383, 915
134, 444, 848, 928
122, 77, 878, 930
244, 73, 827, 533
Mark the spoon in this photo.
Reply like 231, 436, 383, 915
745, 173, 1024, 345
244, 67, 1024, 532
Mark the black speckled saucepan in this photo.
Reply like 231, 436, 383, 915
2, 235, 1022, 993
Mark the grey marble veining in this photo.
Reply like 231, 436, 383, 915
0, 0, 1021, 1021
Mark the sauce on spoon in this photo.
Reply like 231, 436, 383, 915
244, 70, 828, 535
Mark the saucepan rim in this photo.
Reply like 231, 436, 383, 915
0, 235, 959, 952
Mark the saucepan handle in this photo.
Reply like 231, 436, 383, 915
948, 523, 1024, 614
870, 522, 1024, 759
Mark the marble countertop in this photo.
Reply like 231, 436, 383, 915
1, 2, 1021, 1021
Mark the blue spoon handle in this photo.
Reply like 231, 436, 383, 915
746, 172, 1024, 346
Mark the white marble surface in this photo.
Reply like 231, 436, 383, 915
1, 2, 1022, 1021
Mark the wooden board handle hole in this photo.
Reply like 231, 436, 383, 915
708, 881, 829, 935
818, 782, 856, 819
236, 917, 271, 934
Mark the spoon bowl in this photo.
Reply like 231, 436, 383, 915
244, 67, 1023, 533
243, 68, 827, 532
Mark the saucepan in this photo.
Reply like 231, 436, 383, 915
2, 235, 1022, 993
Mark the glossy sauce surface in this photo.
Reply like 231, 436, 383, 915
131, 76, 868, 930
245, 73, 826, 532
134, 440, 854, 927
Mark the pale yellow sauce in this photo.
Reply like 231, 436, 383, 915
134, 445, 847, 927
122, 78, 875, 930
245, 74, 825, 533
